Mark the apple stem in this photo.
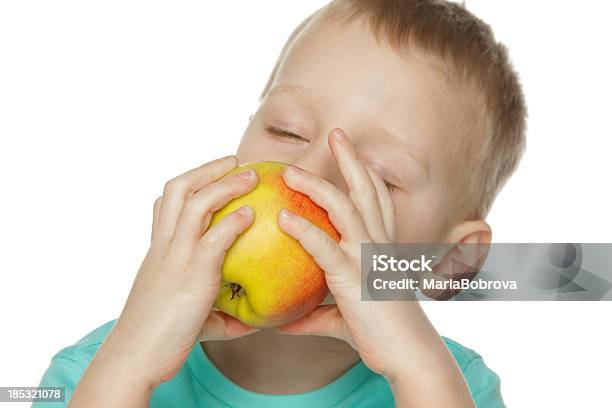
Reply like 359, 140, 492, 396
228, 283, 245, 300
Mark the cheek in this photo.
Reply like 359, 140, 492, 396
393, 192, 450, 242
235, 126, 280, 163
235, 130, 262, 162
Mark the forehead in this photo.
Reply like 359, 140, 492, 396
269, 16, 467, 154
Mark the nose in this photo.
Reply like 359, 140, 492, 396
288, 136, 349, 195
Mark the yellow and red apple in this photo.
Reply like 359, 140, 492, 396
209, 161, 340, 328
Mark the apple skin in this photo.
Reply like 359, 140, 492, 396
209, 161, 340, 328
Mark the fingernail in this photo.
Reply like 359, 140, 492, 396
333, 128, 347, 142
332, 128, 357, 158
367, 162, 384, 174
237, 169, 255, 179
279, 208, 294, 220
236, 206, 252, 217
284, 166, 300, 177
217, 155, 237, 167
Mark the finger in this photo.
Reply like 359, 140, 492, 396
171, 169, 258, 252
278, 209, 360, 292
198, 311, 260, 341
151, 196, 162, 243
282, 166, 370, 243
364, 165, 396, 241
276, 305, 352, 345
328, 128, 389, 242
187, 205, 254, 296
157, 155, 238, 241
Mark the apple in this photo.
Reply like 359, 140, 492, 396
209, 161, 340, 328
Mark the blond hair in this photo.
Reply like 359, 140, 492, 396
261, 0, 527, 220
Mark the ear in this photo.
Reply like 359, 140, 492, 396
420, 220, 492, 300
445, 219, 492, 246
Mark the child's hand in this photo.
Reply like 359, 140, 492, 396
109, 155, 260, 386
276, 129, 474, 407
275, 129, 408, 378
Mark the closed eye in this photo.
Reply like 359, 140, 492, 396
265, 125, 310, 143
384, 181, 398, 193
266, 124, 398, 192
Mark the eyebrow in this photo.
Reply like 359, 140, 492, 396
266, 83, 429, 178
268, 83, 314, 99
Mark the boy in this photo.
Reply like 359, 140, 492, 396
35, 0, 526, 406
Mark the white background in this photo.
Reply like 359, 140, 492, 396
1, 1, 611, 407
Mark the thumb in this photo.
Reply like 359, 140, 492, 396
276, 305, 352, 345
198, 311, 260, 341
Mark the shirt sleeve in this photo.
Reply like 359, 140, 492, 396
32, 356, 86, 407
462, 356, 506, 408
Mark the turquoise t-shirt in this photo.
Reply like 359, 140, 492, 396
34, 319, 505, 407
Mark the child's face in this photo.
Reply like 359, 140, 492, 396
237, 17, 471, 243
